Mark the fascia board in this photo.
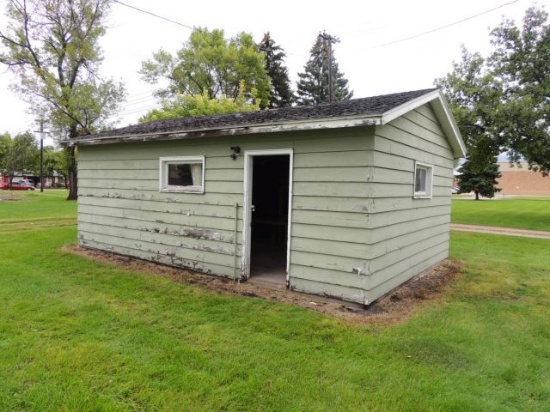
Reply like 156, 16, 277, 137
64, 115, 382, 147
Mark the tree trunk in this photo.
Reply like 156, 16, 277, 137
66, 146, 78, 201
475, 191, 480, 200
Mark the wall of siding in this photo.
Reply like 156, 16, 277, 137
78, 139, 245, 278
77, 127, 376, 284
77, 103, 455, 305
289, 104, 455, 303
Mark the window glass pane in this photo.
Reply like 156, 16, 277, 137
168, 163, 194, 186
415, 167, 427, 192
160, 156, 204, 193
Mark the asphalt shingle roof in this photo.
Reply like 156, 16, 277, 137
88, 88, 438, 139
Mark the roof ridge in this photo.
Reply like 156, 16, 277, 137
82, 88, 441, 140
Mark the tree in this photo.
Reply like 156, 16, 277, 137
436, 47, 504, 198
140, 28, 271, 107
258, 32, 294, 108
0, 132, 12, 173
456, 137, 502, 200
43, 146, 69, 188
488, 7, 550, 174
436, 6, 550, 179
296, 32, 353, 105
1, 132, 39, 184
139, 81, 261, 123
0, 0, 126, 200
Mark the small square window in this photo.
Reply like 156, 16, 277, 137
414, 162, 433, 199
160, 156, 204, 193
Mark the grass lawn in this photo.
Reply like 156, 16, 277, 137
1, 193, 549, 411
0, 189, 75, 232
452, 196, 550, 231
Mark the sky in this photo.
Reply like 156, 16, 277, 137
0, 0, 540, 146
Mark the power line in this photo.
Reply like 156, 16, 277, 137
111, 0, 194, 30
124, 95, 155, 106
116, 103, 159, 116
368, 0, 520, 49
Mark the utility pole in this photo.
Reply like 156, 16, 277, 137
34, 119, 49, 193
318, 31, 340, 103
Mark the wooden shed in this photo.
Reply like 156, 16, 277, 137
67, 88, 465, 305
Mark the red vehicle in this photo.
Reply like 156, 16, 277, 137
0, 181, 36, 191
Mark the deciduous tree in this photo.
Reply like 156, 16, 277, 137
0, 133, 12, 173
489, 7, 550, 173
0, 0, 126, 200
140, 28, 271, 107
43, 146, 69, 188
1, 132, 39, 184
139, 82, 261, 122
437, 6, 550, 181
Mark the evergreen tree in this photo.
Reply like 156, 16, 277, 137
457, 137, 501, 200
258, 32, 294, 108
296, 32, 353, 105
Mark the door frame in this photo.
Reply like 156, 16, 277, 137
242, 148, 294, 281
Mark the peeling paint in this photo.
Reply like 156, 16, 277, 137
352, 264, 368, 276
190, 243, 233, 255
350, 290, 368, 305
180, 227, 232, 242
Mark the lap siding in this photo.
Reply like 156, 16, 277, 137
76, 107, 457, 306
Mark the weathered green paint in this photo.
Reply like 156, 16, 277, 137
79, 196, 238, 220
77, 101, 457, 305
78, 189, 243, 206
79, 239, 238, 278
79, 213, 238, 241
292, 224, 447, 260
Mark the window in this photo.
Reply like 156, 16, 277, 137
414, 162, 433, 198
160, 156, 204, 193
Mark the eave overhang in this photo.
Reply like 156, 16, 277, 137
64, 116, 382, 147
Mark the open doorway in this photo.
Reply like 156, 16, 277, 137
243, 151, 292, 286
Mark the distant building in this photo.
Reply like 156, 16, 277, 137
497, 162, 550, 196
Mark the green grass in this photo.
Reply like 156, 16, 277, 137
0, 190, 76, 233
1, 193, 550, 410
452, 197, 550, 231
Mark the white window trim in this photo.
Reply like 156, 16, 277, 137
413, 161, 434, 199
159, 156, 205, 194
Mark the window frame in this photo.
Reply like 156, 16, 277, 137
413, 161, 434, 199
159, 156, 205, 194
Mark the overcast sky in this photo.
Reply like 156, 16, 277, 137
0, 0, 539, 145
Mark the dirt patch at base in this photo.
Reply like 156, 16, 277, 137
0, 192, 22, 201
62, 245, 463, 326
